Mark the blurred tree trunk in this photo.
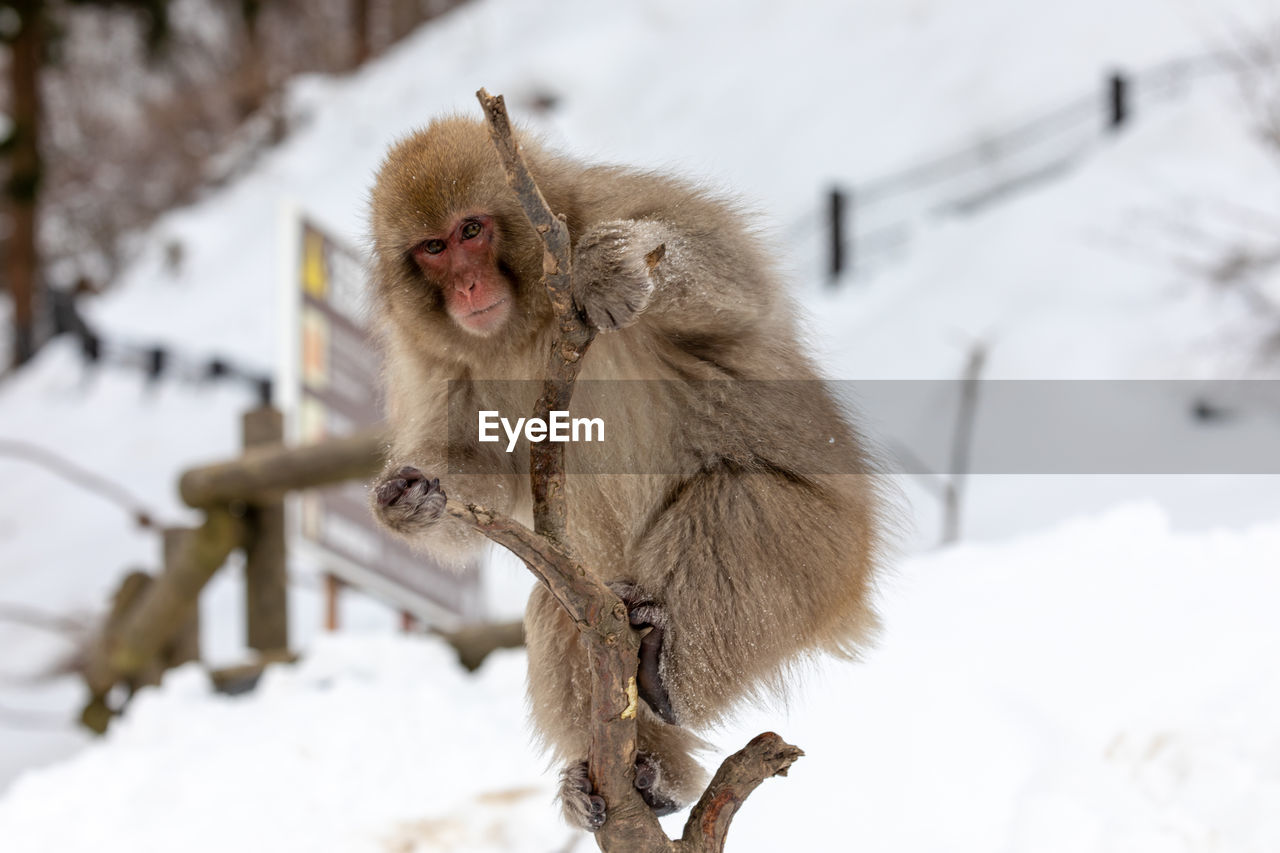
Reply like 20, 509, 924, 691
352, 0, 371, 66
5, 0, 44, 367
389, 0, 416, 42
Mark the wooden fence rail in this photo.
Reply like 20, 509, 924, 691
80, 415, 523, 732
178, 427, 385, 506
80, 413, 385, 731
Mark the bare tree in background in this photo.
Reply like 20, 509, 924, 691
3, 0, 43, 367
1, 0, 466, 370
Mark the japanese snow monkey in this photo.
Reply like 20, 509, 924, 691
368, 116, 886, 830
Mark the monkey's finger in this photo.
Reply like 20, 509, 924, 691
375, 478, 410, 507
627, 603, 665, 630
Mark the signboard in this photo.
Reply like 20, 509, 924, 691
278, 207, 485, 628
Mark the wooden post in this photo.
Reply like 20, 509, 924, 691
81, 509, 242, 726
164, 528, 201, 667
80, 570, 153, 734
828, 187, 848, 286
324, 573, 342, 631
242, 406, 289, 653
440, 620, 525, 672
104, 510, 242, 680
1108, 72, 1129, 130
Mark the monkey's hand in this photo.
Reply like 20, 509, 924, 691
572, 220, 662, 331
372, 466, 446, 533
608, 581, 677, 725
559, 752, 677, 831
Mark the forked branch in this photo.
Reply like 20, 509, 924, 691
426, 88, 802, 853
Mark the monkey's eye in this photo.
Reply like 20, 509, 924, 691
460, 220, 483, 240
421, 239, 446, 255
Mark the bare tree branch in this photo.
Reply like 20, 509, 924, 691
474, 88, 655, 851
681, 733, 805, 851
0, 602, 85, 635
0, 439, 163, 529
476, 88, 595, 546
429, 89, 804, 853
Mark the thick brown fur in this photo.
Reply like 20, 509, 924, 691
368, 116, 886, 828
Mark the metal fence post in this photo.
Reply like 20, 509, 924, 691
1108, 72, 1130, 130
828, 187, 848, 285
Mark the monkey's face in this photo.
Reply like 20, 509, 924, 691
370, 119, 551, 354
410, 213, 514, 337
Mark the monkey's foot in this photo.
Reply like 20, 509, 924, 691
608, 582, 677, 725
559, 761, 607, 831
559, 753, 679, 831
634, 752, 680, 816
572, 220, 661, 331
372, 466, 446, 532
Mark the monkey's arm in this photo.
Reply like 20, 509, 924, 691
370, 346, 528, 562
572, 214, 775, 340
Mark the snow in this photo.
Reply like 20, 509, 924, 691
2, 507, 1278, 852
2, 0, 1280, 848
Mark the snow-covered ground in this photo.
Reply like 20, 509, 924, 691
2, 507, 1278, 853
2, 0, 1279, 848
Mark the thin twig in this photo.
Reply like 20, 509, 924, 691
942, 342, 986, 545
0, 602, 85, 635
0, 439, 163, 529
475, 88, 596, 546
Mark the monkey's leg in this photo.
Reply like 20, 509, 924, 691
526, 583, 598, 828
633, 468, 879, 729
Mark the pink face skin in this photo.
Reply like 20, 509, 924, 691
411, 214, 513, 336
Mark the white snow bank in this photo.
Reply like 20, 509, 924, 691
2, 505, 1276, 852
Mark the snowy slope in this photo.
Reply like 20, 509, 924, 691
1, 507, 1277, 853
1, 0, 1279, 844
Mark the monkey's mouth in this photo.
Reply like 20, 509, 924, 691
466, 298, 507, 318
455, 297, 511, 335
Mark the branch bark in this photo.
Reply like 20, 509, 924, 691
475, 88, 594, 547
437, 89, 801, 852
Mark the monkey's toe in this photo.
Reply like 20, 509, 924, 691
633, 753, 680, 816
559, 754, 682, 831
607, 582, 662, 623
634, 752, 658, 790
638, 785, 680, 817
559, 761, 607, 831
